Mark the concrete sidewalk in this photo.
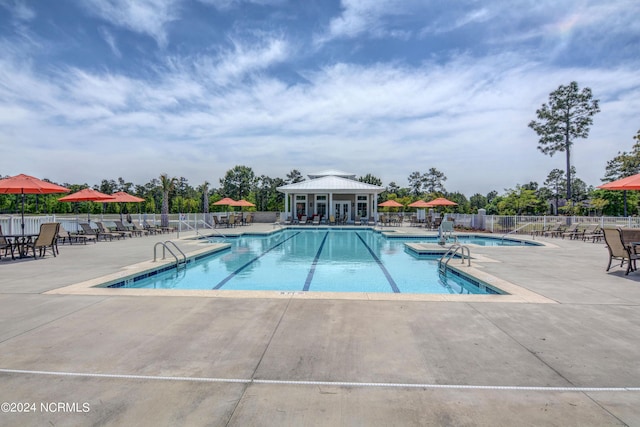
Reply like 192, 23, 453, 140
0, 224, 639, 426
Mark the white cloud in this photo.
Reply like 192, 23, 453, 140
317, 0, 420, 43
81, 0, 181, 46
2, 1, 640, 194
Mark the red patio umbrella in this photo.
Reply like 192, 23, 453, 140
408, 200, 431, 208
378, 200, 403, 208
58, 188, 116, 221
0, 174, 70, 235
598, 173, 640, 216
107, 191, 146, 203
103, 191, 146, 221
598, 174, 640, 191
213, 197, 237, 206
425, 197, 457, 207
231, 199, 255, 207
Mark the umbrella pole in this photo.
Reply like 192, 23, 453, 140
21, 191, 25, 237
624, 190, 628, 217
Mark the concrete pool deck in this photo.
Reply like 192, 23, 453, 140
1, 223, 639, 425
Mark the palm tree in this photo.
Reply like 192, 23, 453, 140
160, 173, 177, 228
202, 181, 211, 226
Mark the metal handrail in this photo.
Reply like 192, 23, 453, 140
438, 244, 471, 274
153, 241, 187, 269
501, 222, 533, 242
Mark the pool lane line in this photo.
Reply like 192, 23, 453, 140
303, 232, 329, 291
212, 232, 301, 290
355, 232, 400, 293
1, 368, 639, 392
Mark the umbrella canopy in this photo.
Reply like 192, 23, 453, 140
598, 174, 640, 191
58, 188, 116, 221
597, 174, 640, 216
58, 188, 116, 202
0, 174, 70, 235
213, 197, 237, 206
102, 191, 146, 221
231, 199, 255, 207
425, 197, 457, 207
106, 191, 145, 203
378, 200, 404, 208
0, 174, 70, 194
408, 200, 431, 208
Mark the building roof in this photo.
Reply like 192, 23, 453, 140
277, 175, 384, 194
307, 169, 356, 179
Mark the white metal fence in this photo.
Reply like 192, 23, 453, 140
2, 212, 639, 236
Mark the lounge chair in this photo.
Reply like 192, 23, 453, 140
602, 227, 640, 275
0, 225, 15, 260
312, 215, 321, 225
328, 215, 336, 225
283, 215, 293, 225
579, 224, 601, 242
57, 224, 73, 246
143, 220, 158, 232
128, 222, 149, 236
244, 214, 253, 226
542, 222, 565, 238
113, 221, 134, 238
227, 215, 236, 228
299, 215, 308, 225
560, 223, 580, 239
96, 222, 124, 240
25, 222, 59, 259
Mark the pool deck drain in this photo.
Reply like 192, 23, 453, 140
1, 223, 640, 425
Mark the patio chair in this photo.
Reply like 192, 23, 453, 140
0, 225, 15, 260
283, 215, 293, 225
424, 215, 433, 230
299, 215, 308, 225
602, 227, 640, 275
312, 215, 321, 225
328, 215, 336, 225
227, 215, 236, 228
25, 222, 59, 259
212, 216, 225, 229
244, 213, 253, 226
432, 217, 443, 230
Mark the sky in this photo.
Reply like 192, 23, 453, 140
0, 0, 639, 196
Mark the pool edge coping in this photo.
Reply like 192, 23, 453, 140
44, 232, 557, 304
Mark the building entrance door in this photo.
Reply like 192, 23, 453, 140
334, 201, 351, 224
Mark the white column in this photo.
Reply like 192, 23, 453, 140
284, 193, 289, 218
329, 193, 333, 217
373, 193, 378, 220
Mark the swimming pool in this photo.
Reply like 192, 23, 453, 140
110, 229, 505, 295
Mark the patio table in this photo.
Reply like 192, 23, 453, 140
3, 234, 39, 258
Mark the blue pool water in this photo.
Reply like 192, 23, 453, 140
113, 230, 507, 295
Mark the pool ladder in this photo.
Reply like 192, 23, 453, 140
153, 241, 187, 269
438, 244, 471, 274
